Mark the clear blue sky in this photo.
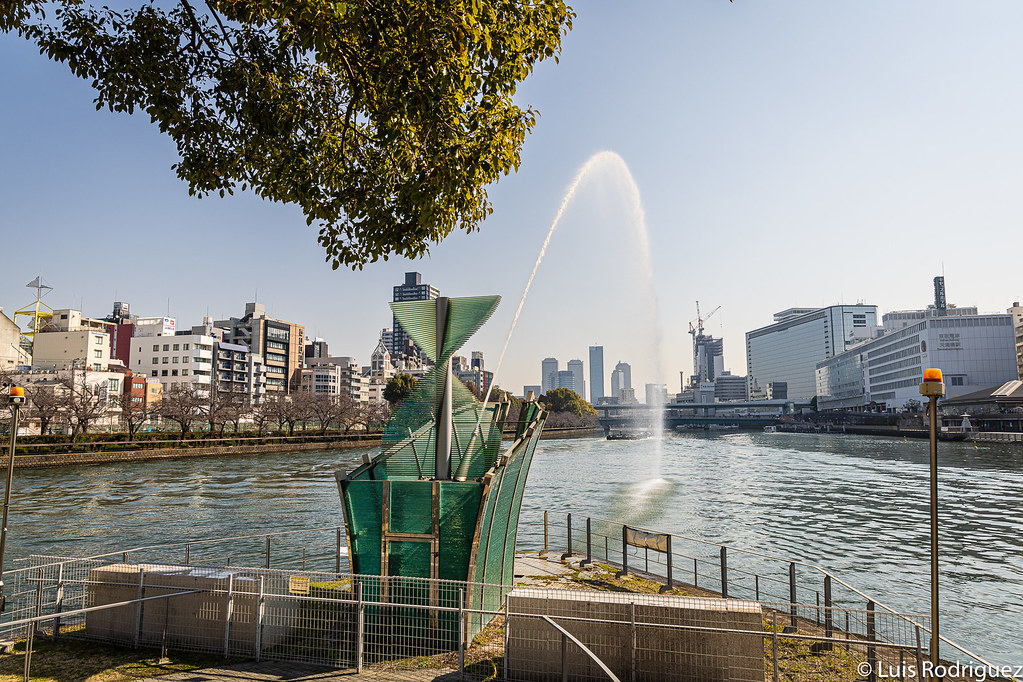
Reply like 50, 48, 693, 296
3, 2, 1022, 396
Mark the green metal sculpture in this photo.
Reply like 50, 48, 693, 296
336, 295, 547, 644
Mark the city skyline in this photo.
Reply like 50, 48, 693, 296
5, 3, 1023, 394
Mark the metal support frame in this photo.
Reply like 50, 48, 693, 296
355, 582, 364, 673
788, 562, 797, 630
435, 297, 452, 480
658, 535, 673, 594
823, 575, 833, 651
223, 574, 235, 657
0, 395, 23, 612
719, 547, 728, 598
580, 517, 592, 567
866, 600, 877, 682
561, 513, 573, 561
134, 569, 146, 649
926, 392, 940, 666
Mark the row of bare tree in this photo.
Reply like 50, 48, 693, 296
2, 370, 390, 441
155, 385, 391, 439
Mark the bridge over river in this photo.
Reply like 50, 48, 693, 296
595, 398, 812, 431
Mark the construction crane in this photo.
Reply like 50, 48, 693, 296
688, 301, 721, 337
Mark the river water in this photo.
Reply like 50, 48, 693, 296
3, 432, 1021, 664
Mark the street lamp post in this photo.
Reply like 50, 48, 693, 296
919, 368, 945, 666
0, 386, 26, 613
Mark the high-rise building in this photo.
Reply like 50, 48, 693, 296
555, 370, 576, 392
215, 303, 305, 393
588, 346, 604, 403
745, 304, 877, 401
816, 312, 1017, 410
567, 359, 585, 401
644, 383, 667, 405
305, 337, 329, 361
541, 357, 558, 394
691, 335, 724, 387
390, 272, 440, 362
614, 361, 632, 390
714, 372, 748, 402
610, 368, 625, 399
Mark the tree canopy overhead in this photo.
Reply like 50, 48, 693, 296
2, 0, 574, 268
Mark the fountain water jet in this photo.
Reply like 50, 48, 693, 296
480, 151, 668, 477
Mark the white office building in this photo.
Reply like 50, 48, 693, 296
304, 356, 369, 403
816, 313, 1017, 411
131, 334, 215, 396
745, 305, 878, 401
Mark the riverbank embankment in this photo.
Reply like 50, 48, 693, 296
0, 426, 601, 470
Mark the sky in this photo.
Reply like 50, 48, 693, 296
3, 2, 1023, 397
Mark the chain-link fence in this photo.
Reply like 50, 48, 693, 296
0, 520, 1013, 682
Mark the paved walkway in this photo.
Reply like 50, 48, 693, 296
147, 660, 460, 681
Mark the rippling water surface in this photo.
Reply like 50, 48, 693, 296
4, 432, 1022, 664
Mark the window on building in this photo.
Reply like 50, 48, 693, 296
94, 350, 103, 358
172, 343, 179, 351
92, 363, 101, 371
172, 357, 179, 364
163, 344, 170, 351
181, 369, 189, 376
133, 381, 144, 390
183, 344, 190, 351
162, 370, 168, 376
108, 379, 119, 392
172, 370, 179, 376
94, 336, 103, 345
151, 370, 158, 377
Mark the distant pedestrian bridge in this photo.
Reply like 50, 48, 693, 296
594, 399, 810, 432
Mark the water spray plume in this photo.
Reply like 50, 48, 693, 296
479, 151, 667, 475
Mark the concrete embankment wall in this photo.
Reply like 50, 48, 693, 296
1, 426, 602, 470
2, 437, 379, 470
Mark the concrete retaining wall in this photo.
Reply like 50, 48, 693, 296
506, 588, 763, 682
2, 437, 380, 470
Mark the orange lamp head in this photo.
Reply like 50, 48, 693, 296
922, 368, 943, 383
9, 387, 24, 398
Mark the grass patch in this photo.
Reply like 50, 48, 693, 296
0, 636, 230, 682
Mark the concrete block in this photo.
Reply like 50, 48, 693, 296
506, 588, 763, 682
85, 563, 289, 654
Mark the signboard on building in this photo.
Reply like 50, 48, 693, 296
938, 333, 962, 350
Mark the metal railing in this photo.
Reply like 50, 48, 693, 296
11, 525, 350, 576
0, 550, 1014, 681
533, 509, 1014, 681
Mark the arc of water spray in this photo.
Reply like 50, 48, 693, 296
473, 151, 666, 465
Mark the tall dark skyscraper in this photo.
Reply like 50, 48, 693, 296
390, 272, 439, 361
588, 346, 604, 403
